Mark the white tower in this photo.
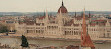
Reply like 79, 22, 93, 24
105, 20, 111, 37
106, 20, 110, 27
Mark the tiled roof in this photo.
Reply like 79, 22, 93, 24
64, 19, 74, 26
39, 16, 45, 20
25, 21, 35, 25
64, 19, 79, 26
90, 20, 107, 26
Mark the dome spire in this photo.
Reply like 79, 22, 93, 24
62, 0, 64, 6
57, 0, 68, 13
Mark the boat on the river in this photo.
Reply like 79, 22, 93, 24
95, 41, 105, 44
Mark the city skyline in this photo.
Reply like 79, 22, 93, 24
0, 0, 111, 12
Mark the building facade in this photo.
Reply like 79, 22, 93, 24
15, 1, 111, 40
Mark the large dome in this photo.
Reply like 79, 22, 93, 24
58, 1, 68, 13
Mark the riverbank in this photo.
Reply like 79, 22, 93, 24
0, 35, 111, 44
0, 35, 80, 42
1, 32, 111, 44
0, 36, 111, 49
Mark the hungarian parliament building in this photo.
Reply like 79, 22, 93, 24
15, 1, 111, 40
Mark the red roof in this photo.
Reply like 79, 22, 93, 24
26, 21, 35, 25
39, 16, 45, 20
90, 23, 96, 26
90, 20, 107, 26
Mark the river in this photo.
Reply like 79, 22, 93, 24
0, 37, 111, 49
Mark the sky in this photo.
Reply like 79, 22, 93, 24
0, 0, 110, 12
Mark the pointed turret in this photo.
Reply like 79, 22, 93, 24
75, 11, 77, 17
106, 20, 110, 26
45, 9, 49, 23
44, 10, 45, 16
89, 11, 91, 18
89, 11, 92, 25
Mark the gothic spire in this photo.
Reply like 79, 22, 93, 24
82, 8, 87, 36
44, 10, 45, 16
45, 9, 48, 19
75, 11, 76, 17
62, 0, 64, 6
89, 11, 91, 18
106, 20, 110, 26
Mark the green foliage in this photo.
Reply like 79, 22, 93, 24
21, 35, 29, 47
0, 25, 9, 33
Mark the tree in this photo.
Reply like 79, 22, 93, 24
21, 35, 29, 48
0, 25, 9, 35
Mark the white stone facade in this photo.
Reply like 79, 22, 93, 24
15, 11, 111, 40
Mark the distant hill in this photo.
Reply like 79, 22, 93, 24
0, 11, 111, 16
69, 11, 111, 15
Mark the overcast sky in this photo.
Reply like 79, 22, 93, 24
0, 0, 110, 12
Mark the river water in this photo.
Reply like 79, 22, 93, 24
0, 37, 111, 49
